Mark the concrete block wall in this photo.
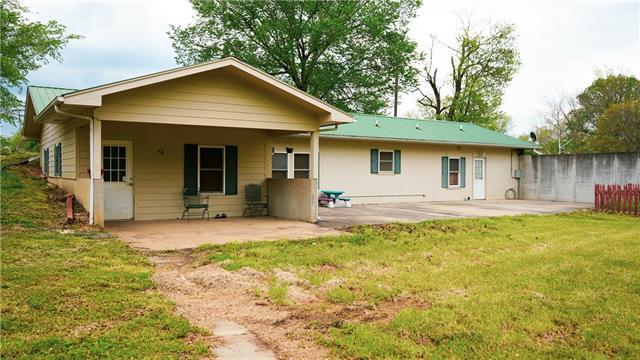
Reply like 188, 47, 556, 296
519, 152, 640, 203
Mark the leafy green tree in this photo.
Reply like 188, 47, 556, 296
589, 101, 640, 153
566, 74, 640, 152
0, 131, 39, 155
1, 0, 80, 125
418, 20, 520, 131
169, 0, 421, 114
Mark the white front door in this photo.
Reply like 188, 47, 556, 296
473, 158, 486, 200
103, 141, 134, 220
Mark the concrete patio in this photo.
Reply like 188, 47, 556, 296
318, 199, 591, 228
107, 217, 342, 251
108, 200, 590, 251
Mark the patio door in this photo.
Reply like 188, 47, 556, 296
473, 158, 486, 200
103, 141, 133, 220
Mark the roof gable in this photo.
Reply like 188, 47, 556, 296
322, 114, 539, 149
28, 86, 76, 115
54, 57, 352, 125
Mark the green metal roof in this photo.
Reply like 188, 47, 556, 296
28, 86, 77, 115
321, 114, 538, 149
26, 85, 535, 149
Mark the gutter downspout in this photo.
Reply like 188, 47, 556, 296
53, 104, 96, 225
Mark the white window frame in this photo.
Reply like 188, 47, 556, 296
378, 150, 395, 174
293, 152, 310, 179
448, 157, 460, 187
271, 151, 310, 179
271, 152, 288, 179
197, 145, 225, 194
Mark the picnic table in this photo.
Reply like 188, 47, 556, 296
319, 190, 351, 208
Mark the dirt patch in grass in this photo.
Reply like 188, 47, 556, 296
151, 252, 328, 360
151, 251, 433, 359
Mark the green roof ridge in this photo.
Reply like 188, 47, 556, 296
325, 113, 538, 149
28, 85, 78, 91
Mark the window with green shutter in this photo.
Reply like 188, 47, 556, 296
443, 157, 466, 188
184, 144, 238, 195
54, 143, 62, 177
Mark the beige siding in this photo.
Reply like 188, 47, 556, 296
273, 137, 519, 204
77, 125, 90, 178
102, 121, 269, 221
95, 69, 318, 132
41, 121, 77, 179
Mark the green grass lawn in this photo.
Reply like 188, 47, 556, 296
1, 164, 209, 358
199, 212, 640, 358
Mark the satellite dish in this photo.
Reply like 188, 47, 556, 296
530, 132, 537, 142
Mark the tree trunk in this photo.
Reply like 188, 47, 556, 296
393, 73, 399, 117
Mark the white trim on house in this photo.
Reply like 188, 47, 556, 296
271, 151, 310, 179
293, 152, 310, 179
197, 145, 225, 195
378, 149, 395, 174
448, 157, 461, 188
272, 152, 288, 179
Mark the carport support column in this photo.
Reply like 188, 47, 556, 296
310, 130, 320, 221
89, 117, 104, 226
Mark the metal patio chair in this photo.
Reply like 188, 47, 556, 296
181, 188, 210, 222
243, 183, 268, 216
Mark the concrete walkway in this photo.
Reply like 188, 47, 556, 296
318, 200, 591, 228
214, 320, 275, 360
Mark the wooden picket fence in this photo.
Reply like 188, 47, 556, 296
594, 184, 640, 215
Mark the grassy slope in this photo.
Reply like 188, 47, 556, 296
1, 164, 208, 358
200, 213, 640, 358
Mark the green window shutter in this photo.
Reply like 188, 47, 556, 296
55, 143, 61, 176
370, 149, 379, 174
58, 143, 62, 176
225, 145, 238, 195
43, 148, 49, 176
460, 157, 466, 188
184, 144, 198, 195
441, 156, 449, 188
393, 150, 401, 174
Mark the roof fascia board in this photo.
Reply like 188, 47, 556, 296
320, 134, 540, 149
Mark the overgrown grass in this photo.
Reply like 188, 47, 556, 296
199, 212, 640, 358
1, 165, 209, 358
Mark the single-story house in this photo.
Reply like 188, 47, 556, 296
22, 57, 352, 226
22, 57, 537, 226
271, 114, 537, 204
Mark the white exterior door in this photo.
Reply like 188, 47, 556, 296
103, 141, 134, 220
473, 158, 486, 200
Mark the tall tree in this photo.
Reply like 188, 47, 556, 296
418, 20, 520, 131
538, 94, 577, 154
169, 0, 421, 114
566, 74, 640, 152
589, 101, 640, 153
0, 0, 80, 125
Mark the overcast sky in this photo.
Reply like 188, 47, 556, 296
9, 0, 640, 136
